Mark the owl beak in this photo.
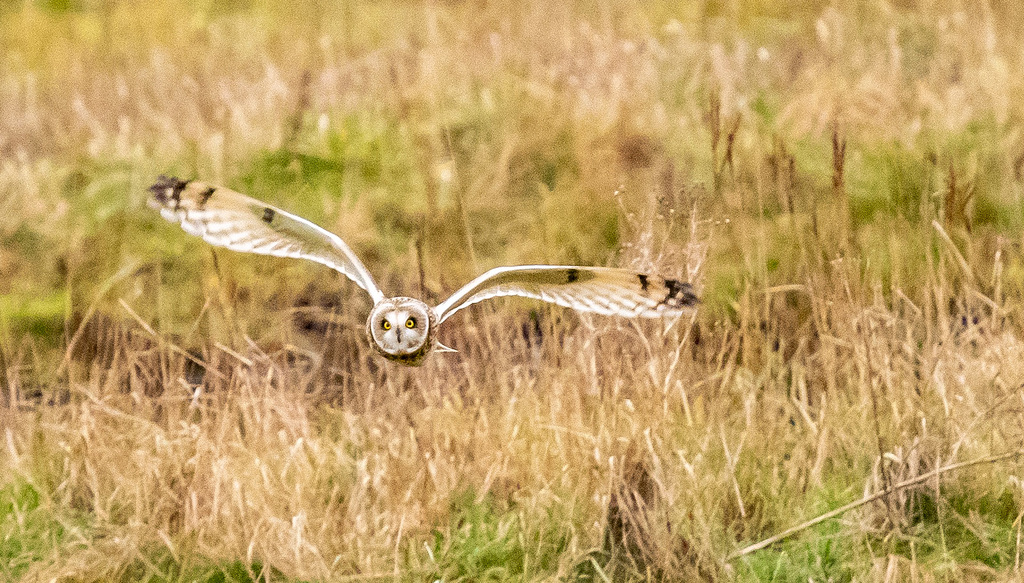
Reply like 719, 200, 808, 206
435, 341, 458, 353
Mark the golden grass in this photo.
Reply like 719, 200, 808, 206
4, 0, 1024, 580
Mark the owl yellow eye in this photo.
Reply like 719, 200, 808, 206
405, 317, 416, 329
382, 320, 391, 330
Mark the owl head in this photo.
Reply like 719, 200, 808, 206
366, 297, 435, 366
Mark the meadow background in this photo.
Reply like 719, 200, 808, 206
3, 0, 1024, 580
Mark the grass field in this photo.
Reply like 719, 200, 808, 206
4, 0, 1024, 580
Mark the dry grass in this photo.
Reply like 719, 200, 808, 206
4, 0, 1024, 581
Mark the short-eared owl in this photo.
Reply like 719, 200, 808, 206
149, 176, 698, 366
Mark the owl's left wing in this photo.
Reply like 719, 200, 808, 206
148, 176, 385, 304
434, 265, 698, 324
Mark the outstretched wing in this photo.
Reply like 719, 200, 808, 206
148, 176, 385, 304
434, 265, 698, 324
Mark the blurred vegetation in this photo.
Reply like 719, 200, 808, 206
3, 0, 1024, 580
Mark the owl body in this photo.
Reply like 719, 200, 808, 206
365, 297, 436, 366
149, 176, 699, 366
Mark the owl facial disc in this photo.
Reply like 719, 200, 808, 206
365, 297, 435, 367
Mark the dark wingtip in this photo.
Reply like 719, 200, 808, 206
680, 283, 700, 306
148, 175, 189, 203
661, 278, 700, 309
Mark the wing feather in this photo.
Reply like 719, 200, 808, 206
148, 176, 384, 303
434, 265, 698, 324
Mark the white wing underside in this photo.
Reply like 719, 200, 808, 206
148, 176, 385, 304
434, 265, 698, 324
150, 178, 699, 326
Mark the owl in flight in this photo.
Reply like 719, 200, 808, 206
149, 176, 698, 366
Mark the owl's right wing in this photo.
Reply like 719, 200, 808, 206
149, 176, 385, 304
433, 265, 698, 324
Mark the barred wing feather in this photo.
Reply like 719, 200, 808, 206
148, 176, 385, 303
435, 265, 698, 324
